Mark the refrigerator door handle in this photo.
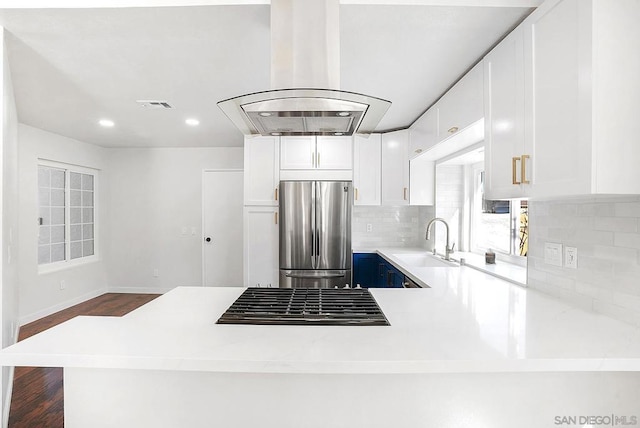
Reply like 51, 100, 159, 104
285, 273, 345, 279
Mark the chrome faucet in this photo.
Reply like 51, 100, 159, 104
425, 217, 455, 261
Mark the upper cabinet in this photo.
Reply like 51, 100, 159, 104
353, 134, 382, 206
280, 136, 352, 170
436, 62, 484, 142
409, 107, 438, 159
483, 26, 530, 200
485, 0, 640, 198
244, 136, 280, 206
409, 62, 484, 163
381, 130, 410, 206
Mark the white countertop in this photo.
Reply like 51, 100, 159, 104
3, 250, 640, 374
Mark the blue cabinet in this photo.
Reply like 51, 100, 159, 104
353, 253, 405, 288
353, 253, 381, 288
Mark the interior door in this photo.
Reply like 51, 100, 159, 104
203, 170, 243, 286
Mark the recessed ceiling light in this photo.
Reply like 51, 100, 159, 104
337, 112, 350, 117
334, 132, 344, 136
99, 119, 115, 127
259, 112, 272, 117
271, 132, 282, 136
185, 118, 200, 126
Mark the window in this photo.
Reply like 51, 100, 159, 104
38, 162, 97, 268
471, 167, 528, 259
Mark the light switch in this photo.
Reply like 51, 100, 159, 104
565, 246, 578, 269
544, 242, 563, 267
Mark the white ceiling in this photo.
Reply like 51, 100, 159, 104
0, 1, 538, 148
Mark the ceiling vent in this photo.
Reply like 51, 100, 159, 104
136, 100, 173, 109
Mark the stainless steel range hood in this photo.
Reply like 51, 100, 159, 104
217, 0, 391, 137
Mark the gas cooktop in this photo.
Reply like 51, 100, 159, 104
216, 287, 390, 326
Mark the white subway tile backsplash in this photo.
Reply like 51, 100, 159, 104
528, 195, 640, 327
352, 205, 434, 249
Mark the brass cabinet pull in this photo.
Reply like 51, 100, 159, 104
274, 188, 278, 201
512, 157, 521, 185
312, 152, 315, 166
355, 188, 359, 201
317, 152, 320, 167
275, 212, 278, 224
521, 155, 530, 184
403, 187, 408, 200
448, 126, 459, 134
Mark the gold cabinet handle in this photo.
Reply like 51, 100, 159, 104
275, 212, 278, 224
274, 188, 278, 201
521, 155, 530, 184
448, 126, 459, 134
403, 187, 408, 200
317, 152, 320, 167
512, 157, 521, 185
355, 188, 359, 201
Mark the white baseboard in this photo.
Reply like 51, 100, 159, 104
19, 287, 107, 326
2, 365, 15, 428
107, 286, 175, 294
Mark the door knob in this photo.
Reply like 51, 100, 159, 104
204, 237, 212, 243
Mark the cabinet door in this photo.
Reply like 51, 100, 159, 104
527, 0, 591, 197
437, 62, 484, 142
243, 207, 279, 287
381, 130, 410, 206
409, 107, 438, 159
353, 134, 381, 206
316, 136, 353, 169
352, 253, 380, 288
244, 136, 280, 205
409, 155, 434, 206
280, 136, 316, 169
483, 27, 528, 200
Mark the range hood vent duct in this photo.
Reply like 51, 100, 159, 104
217, 0, 391, 137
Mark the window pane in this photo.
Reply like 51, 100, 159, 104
83, 240, 94, 257
38, 188, 50, 206
38, 167, 51, 188
518, 201, 529, 257
38, 226, 51, 245
82, 174, 94, 191
39, 207, 50, 226
70, 190, 81, 207
477, 202, 511, 254
70, 241, 83, 259
82, 191, 93, 207
51, 243, 65, 262
51, 189, 65, 207
70, 224, 82, 241
82, 208, 94, 223
82, 224, 94, 240
70, 172, 82, 190
51, 169, 65, 189
51, 225, 65, 244
51, 208, 65, 225
38, 245, 51, 264
70, 208, 82, 224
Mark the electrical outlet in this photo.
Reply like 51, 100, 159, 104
153, 269, 159, 278
60, 280, 66, 290
544, 242, 563, 267
366, 223, 373, 232
565, 246, 578, 269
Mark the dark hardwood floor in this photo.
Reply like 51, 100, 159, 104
8, 293, 161, 428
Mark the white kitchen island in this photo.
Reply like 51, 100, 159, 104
3, 259, 640, 427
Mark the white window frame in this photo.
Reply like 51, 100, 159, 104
38, 159, 100, 274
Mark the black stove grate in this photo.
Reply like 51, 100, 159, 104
216, 288, 390, 326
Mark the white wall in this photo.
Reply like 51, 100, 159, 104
435, 165, 465, 252
105, 148, 243, 293
17, 124, 110, 325
0, 28, 20, 427
528, 196, 640, 327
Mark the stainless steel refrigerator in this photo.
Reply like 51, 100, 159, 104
279, 181, 352, 288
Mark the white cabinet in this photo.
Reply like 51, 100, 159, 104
436, 62, 484, 142
523, 0, 640, 197
409, 155, 435, 206
244, 136, 280, 205
353, 134, 381, 206
280, 136, 316, 169
381, 130, 410, 206
280, 136, 352, 170
483, 26, 530, 200
409, 107, 438, 159
243, 206, 279, 287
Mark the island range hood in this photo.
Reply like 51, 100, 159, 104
217, 0, 391, 137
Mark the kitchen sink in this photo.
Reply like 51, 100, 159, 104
392, 253, 459, 268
